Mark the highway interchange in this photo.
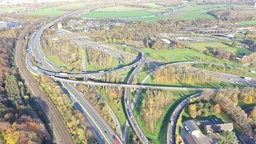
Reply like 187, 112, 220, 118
23, 8, 256, 144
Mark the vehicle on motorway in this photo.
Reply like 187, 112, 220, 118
59, 73, 68, 76
125, 98, 129, 104
128, 109, 133, 117
241, 76, 251, 80
113, 135, 120, 144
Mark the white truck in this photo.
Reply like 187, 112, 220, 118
241, 76, 251, 80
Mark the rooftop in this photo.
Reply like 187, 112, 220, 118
204, 123, 233, 133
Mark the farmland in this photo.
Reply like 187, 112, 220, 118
25, 3, 86, 16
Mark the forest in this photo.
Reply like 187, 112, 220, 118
0, 28, 49, 143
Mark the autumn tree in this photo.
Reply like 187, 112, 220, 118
188, 104, 197, 118
214, 91, 253, 136
141, 89, 173, 133
249, 108, 256, 122
152, 40, 162, 50
214, 104, 222, 114
5, 75, 20, 102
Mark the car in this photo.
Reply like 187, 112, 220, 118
113, 135, 120, 144
184, 125, 190, 132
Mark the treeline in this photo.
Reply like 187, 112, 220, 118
86, 48, 115, 70
192, 64, 255, 78
0, 29, 48, 143
241, 52, 256, 64
75, 84, 116, 130
102, 72, 127, 83
140, 89, 173, 133
38, 75, 96, 143
199, 87, 256, 136
41, 36, 82, 72
204, 47, 236, 61
153, 65, 214, 85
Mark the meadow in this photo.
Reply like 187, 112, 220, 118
81, 4, 236, 22
187, 41, 252, 55
81, 3, 171, 21
25, 3, 86, 16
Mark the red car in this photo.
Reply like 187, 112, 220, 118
113, 135, 120, 144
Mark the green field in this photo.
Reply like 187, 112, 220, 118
81, 3, 169, 20
168, 5, 230, 20
187, 41, 252, 55
238, 20, 256, 26
82, 11, 153, 18
94, 6, 145, 12
26, 3, 86, 16
134, 4, 248, 21
134, 91, 198, 144
85, 58, 119, 72
141, 48, 217, 62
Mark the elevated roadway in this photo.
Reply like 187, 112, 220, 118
123, 53, 149, 143
26, 9, 123, 144
24, 7, 256, 144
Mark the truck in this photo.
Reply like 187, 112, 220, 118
59, 73, 68, 76
241, 76, 251, 80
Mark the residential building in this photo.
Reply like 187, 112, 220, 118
204, 123, 234, 133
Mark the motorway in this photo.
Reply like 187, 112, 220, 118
123, 52, 149, 143
26, 10, 124, 144
23, 7, 256, 144
78, 40, 123, 140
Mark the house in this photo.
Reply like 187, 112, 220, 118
182, 120, 212, 144
204, 123, 233, 133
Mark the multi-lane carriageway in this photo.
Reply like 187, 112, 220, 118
26, 10, 126, 144
24, 8, 256, 144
